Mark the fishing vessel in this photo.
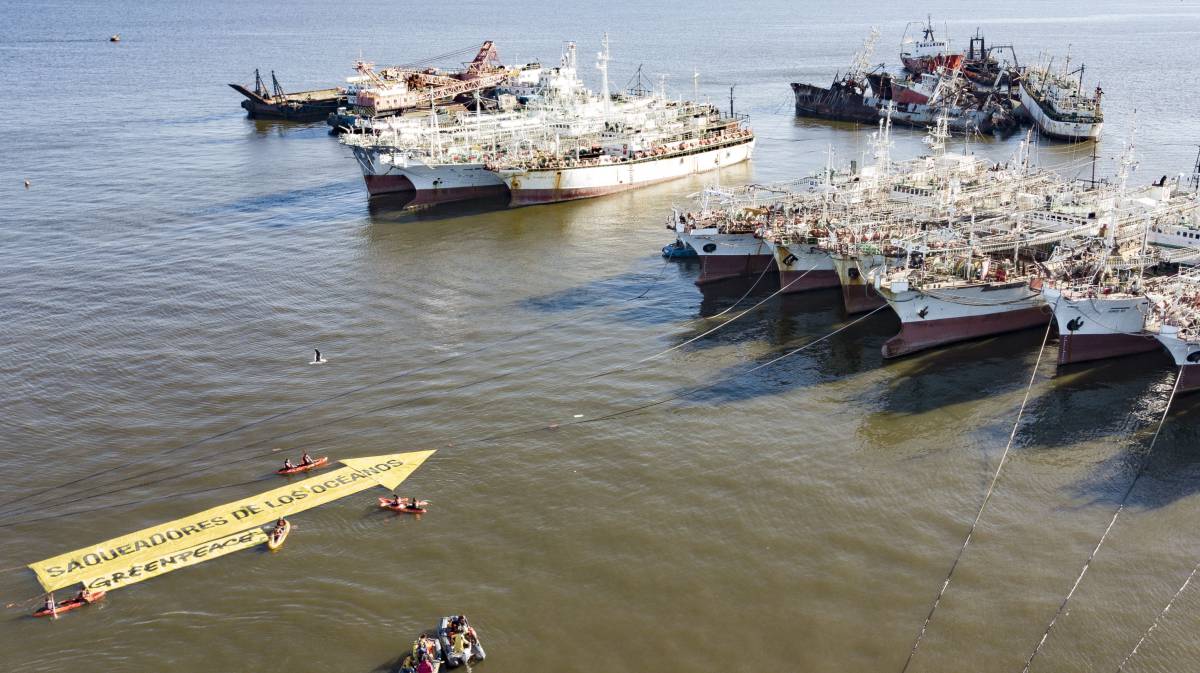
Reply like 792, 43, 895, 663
492, 39, 754, 206
1019, 58, 1103, 142
900, 17, 964, 76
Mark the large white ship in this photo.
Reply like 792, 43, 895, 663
494, 106, 755, 206
1019, 60, 1103, 142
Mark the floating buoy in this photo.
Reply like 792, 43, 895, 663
24, 179, 30, 189
109, 34, 120, 42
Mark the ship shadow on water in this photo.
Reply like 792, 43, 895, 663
860, 326, 1053, 418
1056, 356, 1200, 510
673, 292, 896, 405
366, 193, 512, 222
194, 179, 360, 219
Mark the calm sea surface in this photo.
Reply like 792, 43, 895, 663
4, 1, 1200, 671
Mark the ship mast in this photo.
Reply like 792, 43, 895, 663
597, 33, 611, 115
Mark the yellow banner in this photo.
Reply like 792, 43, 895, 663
30, 450, 434, 591
82, 528, 268, 592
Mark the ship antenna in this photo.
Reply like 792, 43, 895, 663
1190, 144, 1200, 193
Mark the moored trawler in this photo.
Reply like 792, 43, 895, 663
1042, 283, 1157, 365
772, 239, 839, 292
874, 269, 1049, 359
493, 108, 754, 206
678, 224, 775, 286
899, 16, 964, 76
1019, 60, 1103, 142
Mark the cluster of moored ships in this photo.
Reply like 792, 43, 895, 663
228, 28, 1200, 392
792, 18, 1105, 142
671, 110, 1200, 391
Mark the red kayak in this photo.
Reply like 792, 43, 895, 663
34, 591, 106, 618
378, 496, 429, 514
277, 456, 328, 475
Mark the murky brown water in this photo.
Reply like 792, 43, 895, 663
5, 2, 1200, 671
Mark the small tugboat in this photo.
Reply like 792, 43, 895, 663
34, 588, 105, 618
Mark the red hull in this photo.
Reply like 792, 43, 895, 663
364, 175, 508, 204
696, 254, 776, 286
779, 269, 840, 293
364, 174, 415, 196
901, 54, 965, 74
1057, 332, 1160, 366
841, 282, 887, 314
1178, 365, 1200, 393
882, 307, 1048, 359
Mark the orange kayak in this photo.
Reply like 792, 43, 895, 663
277, 456, 328, 475
34, 592, 106, 618
378, 496, 428, 514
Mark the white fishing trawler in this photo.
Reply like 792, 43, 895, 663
490, 36, 754, 206
1019, 56, 1103, 142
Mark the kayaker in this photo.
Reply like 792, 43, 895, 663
272, 518, 287, 539
75, 587, 94, 603
300, 451, 313, 466
282, 458, 296, 471
407, 496, 421, 510
313, 348, 321, 363
43, 593, 57, 618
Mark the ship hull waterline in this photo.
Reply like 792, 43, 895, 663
501, 139, 755, 207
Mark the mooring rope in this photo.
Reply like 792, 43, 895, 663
628, 262, 821, 367
900, 304, 1058, 673
0, 305, 890, 531
1115, 554, 1200, 671
1021, 366, 1184, 673
0, 257, 678, 519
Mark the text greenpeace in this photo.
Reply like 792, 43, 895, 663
83, 529, 268, 590
30, 451, 433, 592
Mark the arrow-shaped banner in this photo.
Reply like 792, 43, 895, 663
30, 450, 435, 592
